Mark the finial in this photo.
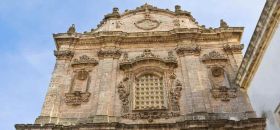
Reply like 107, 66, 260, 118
220, 19, 229, 28
113, 7, 119, 13
144, 4, 150, 19
175, 5, 181, 13
67, 24, 76, 34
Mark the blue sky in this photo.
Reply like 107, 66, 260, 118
0, 0, 267, 130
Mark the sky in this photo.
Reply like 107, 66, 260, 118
0, 0, 274, 130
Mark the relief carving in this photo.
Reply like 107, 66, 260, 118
65, 91, 91, 105
120, 49, 178, 70
170, 80, 182, 111
97, 48, 122, 59
72, 55, 98, 67
64, 69, 92, 106
117, 78, 130, 113
223, 43, 244, 53
201, 51, 228, 63
134, 5, 161, 30
54, 50, 74, 60
208, 67, 237, 101
122, 111, 180, 122
175, 44, 201, 56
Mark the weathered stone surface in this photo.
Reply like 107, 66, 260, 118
16, 4, 265, 130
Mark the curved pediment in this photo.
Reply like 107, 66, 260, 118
120, 49, 177, 70
93, 4, 199, 33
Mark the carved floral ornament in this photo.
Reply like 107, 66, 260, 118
71, 55, 98, 67
201, 51, 228, 64
97, 48, 122, 59
65, 91, 91, 105
175, 44, 201, 56
120, 49, 177, 70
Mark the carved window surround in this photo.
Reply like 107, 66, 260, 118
118, 49, 181, 122
223, 43, 244, 54
64, 55, 98, 106
54, 50, 74, 60
175, 44, 201, 56
97, 48, 122, 59
201, 51, 237, 101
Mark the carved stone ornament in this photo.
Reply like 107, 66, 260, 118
211, 67, 224, 77
117, 78, 130, 113
67, 24, 76, 34
134, 4, 161, 30
223, 43, 244, 53
97, 48, 122, 59
64, 91, 91, 105
201, 51, 228, 63
122, 111, 180, 122
54, 50, 74, 60
170, 80, 182, 111
77, 70, 88, 80
120, 49, 177, 70
220, 19, 229, 28
175, 44, 201, 56
71, 55, 98, 67
211, 86, 237, 101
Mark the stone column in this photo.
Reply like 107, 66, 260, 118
175, 44, 207, 115
35, 50, 74, 124
93, 47, 121, 123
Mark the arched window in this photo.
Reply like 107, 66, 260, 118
134, 74, 167, 110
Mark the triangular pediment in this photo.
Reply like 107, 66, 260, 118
93, 4, 200, 32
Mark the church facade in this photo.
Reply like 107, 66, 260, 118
16, 4, 265, 130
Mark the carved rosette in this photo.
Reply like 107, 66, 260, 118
120, 49, 177, 70
97, 48, 122, 59
54, 50, 74, 60
65, 91, 91, 105
175, 44, 201, 56
71, 55, 98, 67
122, 111, 180, 122
201, 51, 228, 64
223, 43, 244, 53
211, 86, 237, 101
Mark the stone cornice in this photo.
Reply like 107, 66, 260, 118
15, 117, 265, 129
53, 27, 243, 50
236, 0, 280, 89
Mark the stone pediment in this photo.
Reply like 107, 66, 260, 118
93, 4, 199, 33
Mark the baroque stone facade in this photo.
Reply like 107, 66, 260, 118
16, 4, 265, 130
